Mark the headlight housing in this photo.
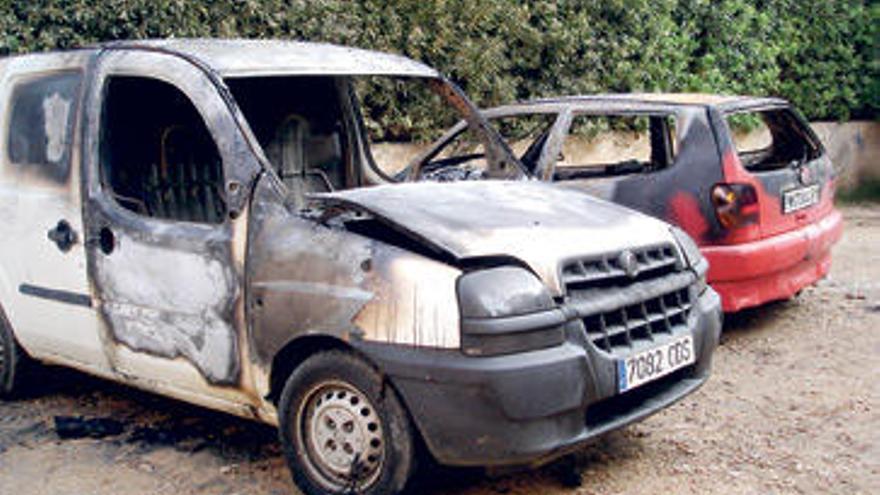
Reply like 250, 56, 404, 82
457, 266, 566, 356
670, 227, 708, 295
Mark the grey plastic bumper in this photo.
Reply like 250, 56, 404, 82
355, 287, 723, 467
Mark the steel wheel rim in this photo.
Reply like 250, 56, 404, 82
295, 380, 386, 491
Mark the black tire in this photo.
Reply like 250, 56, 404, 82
0, 306, 31, 399
278, 350, 416, 495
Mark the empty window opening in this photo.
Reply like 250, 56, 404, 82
226, 76, 349, 200
100, 76, 226, 224
726, 109, 821, 172
554, 114, 677, 180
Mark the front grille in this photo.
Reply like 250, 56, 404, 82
561, 244, 679, 291
561, 244, 693, 354
581, 286, 692, 353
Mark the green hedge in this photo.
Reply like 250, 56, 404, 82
1, 0, 876, 140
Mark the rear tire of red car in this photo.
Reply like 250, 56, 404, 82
0, 305, 33, 399
278, 350, 416, 495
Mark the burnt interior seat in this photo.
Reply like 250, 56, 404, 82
225, 76, 349, 204
141, 125, 224, 223
266, 115, 336, 208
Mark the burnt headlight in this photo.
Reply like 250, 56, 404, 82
670, 227, 708, 295
457, 267, 566, 356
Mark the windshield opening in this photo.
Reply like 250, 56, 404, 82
351, 76, 522, 182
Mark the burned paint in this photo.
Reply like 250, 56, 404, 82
246, 174, 464, 362
352, 240, 461, 348
246, 175, 371, 360
93, 233, 240, 384
316, 180, 675, 297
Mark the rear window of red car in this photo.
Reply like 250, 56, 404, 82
726, 109, 822, 172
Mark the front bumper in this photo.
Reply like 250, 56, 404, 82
702, 209, 843, 312
354, 287, 722, 467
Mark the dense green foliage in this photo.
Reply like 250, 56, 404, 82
1, 0, 875, 140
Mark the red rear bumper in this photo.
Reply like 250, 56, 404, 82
702, 210, 844, 312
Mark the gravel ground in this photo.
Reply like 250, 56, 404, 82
1, 205, 877, 495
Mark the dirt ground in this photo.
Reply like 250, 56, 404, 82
1, 205, 877, 495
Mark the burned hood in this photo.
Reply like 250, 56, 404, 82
313, 181, 677, 295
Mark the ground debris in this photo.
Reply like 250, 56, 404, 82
54, 416, 126, 440
553, 454, 583, 488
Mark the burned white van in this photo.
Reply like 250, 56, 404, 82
0, 40, 722, 495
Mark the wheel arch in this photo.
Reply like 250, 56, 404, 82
268, 334, 379, 405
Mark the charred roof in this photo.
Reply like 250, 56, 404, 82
3, 38, 440, 79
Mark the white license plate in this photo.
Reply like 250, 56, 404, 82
617, 335, 695, 393
783, 184, 820, 213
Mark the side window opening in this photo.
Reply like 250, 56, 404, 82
554, 113, 677, 180
225, 76, 349, 200
100, 76, 226, 224
7, 71, 82, 182
726, 109, 821, 172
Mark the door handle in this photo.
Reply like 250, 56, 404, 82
47, 219, 78, 252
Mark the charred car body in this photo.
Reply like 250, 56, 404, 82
403, 94, 843, 312
0, 42, 721, 495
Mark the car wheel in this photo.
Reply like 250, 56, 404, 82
0, 306, 31, 399
278, 350, 416, 495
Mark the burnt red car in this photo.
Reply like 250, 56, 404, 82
398, 94, 843, 312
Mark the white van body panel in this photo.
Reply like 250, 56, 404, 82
0, 52, 108, 370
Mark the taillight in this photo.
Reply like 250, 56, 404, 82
711, 183, 759, 229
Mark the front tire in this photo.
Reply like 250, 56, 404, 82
278, 350, 416, 495
0, 306, 31, 399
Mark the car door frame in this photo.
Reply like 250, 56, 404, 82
79, 47, 265, 415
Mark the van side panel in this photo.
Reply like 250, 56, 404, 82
0, 52, 109, 371
245, 174, 462, 370
0, 59, 15, 309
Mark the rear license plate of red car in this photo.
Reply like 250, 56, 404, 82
783, 184, 820, 213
